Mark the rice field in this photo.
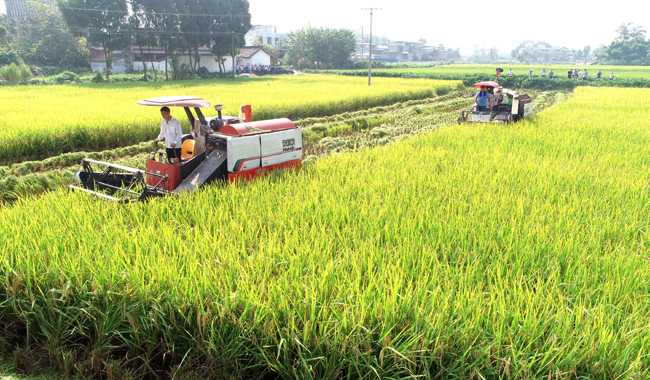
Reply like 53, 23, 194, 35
0, 75, 460, 163
1, 86, 649, 379
0, 89, 568, 203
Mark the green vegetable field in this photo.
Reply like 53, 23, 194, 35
340, 64, 650, 79
1, 85, 649, 379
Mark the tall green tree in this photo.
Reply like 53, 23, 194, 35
0, 14, 23, 66
285, 27, 356, 69
446, 48, 461, 62
15, 2, 88, 69
128, 0, 161, 79
0, 14, 16, 45
0, 25, 7, 44
174, 0, 212, 73
150, 0, 181, 80
59, 0, 129, 79
209, 0, 251, 76
468, 46, 500, 64
511, 40, 551, 60
170, 0, 250, 75
596, 23, 649, 65
0, 18, 19, 67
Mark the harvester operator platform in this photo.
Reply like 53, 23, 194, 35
153, 106, 183, 163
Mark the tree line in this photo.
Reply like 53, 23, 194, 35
596, 23, 649, 66
0, 0, 251, 80
0, 3, 88, 72
59, 0, 251, 80
283, 26, 356, 69
510, 41, 592, 65
507, 23, 648, 66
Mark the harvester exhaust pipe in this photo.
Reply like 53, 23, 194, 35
239, 104, 252, 122
214, 104, 223, 119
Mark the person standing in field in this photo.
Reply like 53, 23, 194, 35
154, 106, 183, 163
541, 68, 546, 77
568, 69, 572, 78
475, 86, 491, 112
597, 70, 602, 79
582, 69, 588, 80
495, 68, 501, 78
549, 69, 554, 78
508, 69, 513, 76
529, 69, 533, 78
610, 71, 614, 79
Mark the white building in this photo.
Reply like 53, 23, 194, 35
245, 25, 286, 48
89, 45, 270, 74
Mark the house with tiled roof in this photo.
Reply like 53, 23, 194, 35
235, 46, 276, 68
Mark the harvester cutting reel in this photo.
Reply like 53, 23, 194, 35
69, 158, 169, 203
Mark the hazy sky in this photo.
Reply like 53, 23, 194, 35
248, 0, 649, 54
1, 0, 647, 54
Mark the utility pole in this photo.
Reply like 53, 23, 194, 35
362, 7, 381, 86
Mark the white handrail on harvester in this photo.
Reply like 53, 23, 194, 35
82, 158, 146, 174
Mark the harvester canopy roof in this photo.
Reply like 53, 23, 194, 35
136, 96, 211, 108
474, 81, 500, 88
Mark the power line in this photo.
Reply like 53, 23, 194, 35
12, 23, 248, 36
57, 6, 251, 19
67, 26, 247, 37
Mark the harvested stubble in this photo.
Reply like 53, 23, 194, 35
1, 87, 649, 379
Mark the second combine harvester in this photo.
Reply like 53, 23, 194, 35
70, 96, 303, 202
458, 81, 534, 124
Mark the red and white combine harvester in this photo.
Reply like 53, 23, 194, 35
70, 96, 302, 202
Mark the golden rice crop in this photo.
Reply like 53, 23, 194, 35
0, 75, 459, 163
1, 87, 649, 378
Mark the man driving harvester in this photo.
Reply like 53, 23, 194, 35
153, 106, 183, 163
475, 86, 491, 112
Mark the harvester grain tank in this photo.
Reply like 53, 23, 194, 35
458, 81, 534, 124
70, 96, 302, 202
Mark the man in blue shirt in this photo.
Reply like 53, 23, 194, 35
475, 86, 491, 112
